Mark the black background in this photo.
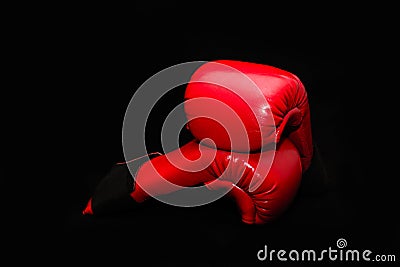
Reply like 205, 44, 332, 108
8, 2, 398, 266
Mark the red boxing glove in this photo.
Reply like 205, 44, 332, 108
84, 138, 301, 224
185, 60, 313, 171
83, 60, 312, 224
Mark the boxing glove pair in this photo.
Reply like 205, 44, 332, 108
83, 60, 313, 224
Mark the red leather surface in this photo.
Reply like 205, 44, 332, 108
132, 138, 301, 224
184, 60, 313, 170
